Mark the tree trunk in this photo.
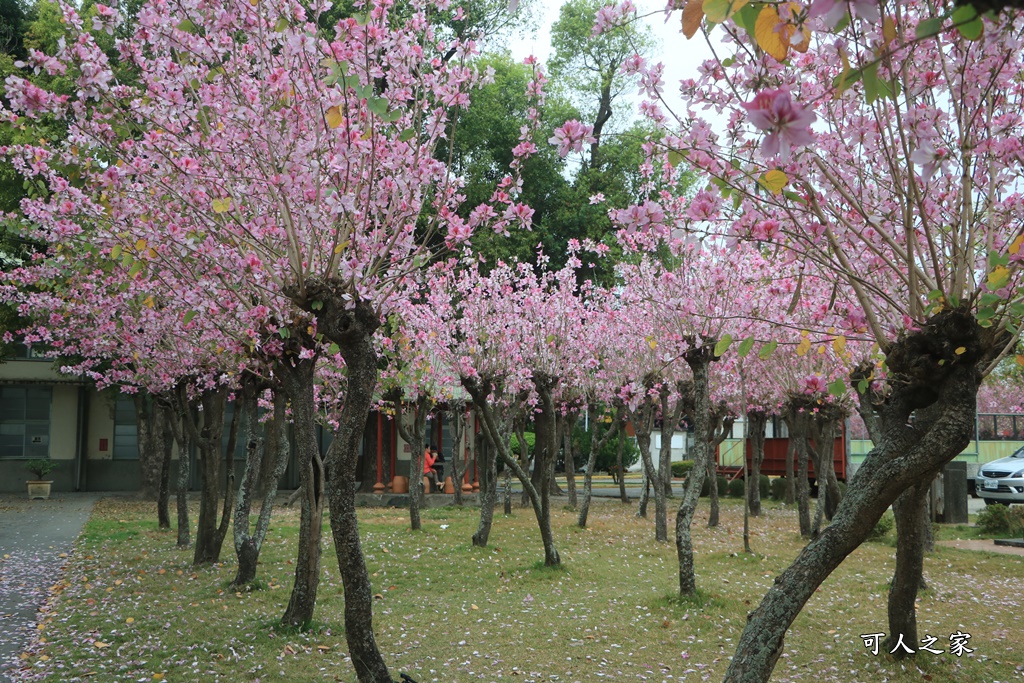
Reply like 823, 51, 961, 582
809, 412, 844, 539
394, 393, 431, 532
784, 409, 812, 538
168, 392, 192, 549
448, 404, 466, 507
784, 432, 796, 505
232, 382, 291, 588
156, 400, 173, 529
723, 310, 988, 682
885, 478, 932, 658
578, 403, 623, 528
278, 354, 325, 629
464, 376, 560, 567
515, 417, 532, 508
631, 392, 663, 539
309, 296, 391, 683
706, 408, 734, 529
747, 411, 767, 517
186, 386, 233, 566
135, 394, 158, 500
532, 375, 562, 566
617, 430, 628, 503
676, 346, 715, 596
563, 413, 578, 509
473, 429, 496, 547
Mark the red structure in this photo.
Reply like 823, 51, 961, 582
717, 427, 848, 482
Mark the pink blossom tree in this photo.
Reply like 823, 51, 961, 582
623, 1, 1024, 679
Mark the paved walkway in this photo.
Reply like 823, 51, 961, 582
0, 493, 98, 683
936, 538, 1024, 557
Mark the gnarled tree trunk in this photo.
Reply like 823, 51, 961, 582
232, 381, 291, 588
277, 353, 326, 629
723, 310, 991, 682
630, 385, 662, 538
578, 402, 623, 528
394, 393, 432, 532
747, 411, 767, 517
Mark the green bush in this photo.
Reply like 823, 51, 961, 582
509, 431, 535, 456
976, 503, 1024, 536
24, 459, 57, 480
671, 460, 695, 478
700, 475, 728, 497
727, 478, 745, 498
770, 477, 788, 501
572, 426, 640, 475
759, 474, 770, 500
867, 511, 895, 541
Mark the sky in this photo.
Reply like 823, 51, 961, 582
505, 0, 717, 124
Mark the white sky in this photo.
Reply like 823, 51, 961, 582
505, 0, 716, 124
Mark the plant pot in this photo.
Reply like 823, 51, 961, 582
27, 481, 53, 500
391, 475, 409, 494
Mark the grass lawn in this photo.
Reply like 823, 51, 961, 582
11, 496, 1024, 683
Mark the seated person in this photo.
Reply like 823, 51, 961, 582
423, 447, 439, 492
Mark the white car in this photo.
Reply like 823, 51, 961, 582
976, 448, 1024, 505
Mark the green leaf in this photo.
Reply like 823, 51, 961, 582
758, 340, 778, 360
862, 62, 891, 104
827, 378, 846, 396
545, 334, 556, 344
857, 378, 869, 394
733, 3, 761, 33
714, 334, 733, 357
128, 261, 144, 278
737, 337, 755, 358
184, 310, 197, 324
327, 343, 341, 355
177, 18, 198, 34
915, 15, 945, 39
311, 300, 324, 311
399, 128, 416, 142
274, 17, 290, 32
110, 244, 122, 260
279, 327, 291, 339
367, 98, 389, 117
952, 5, 983, 40
667, 150, 686, 168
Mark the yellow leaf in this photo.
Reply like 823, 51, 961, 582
648, 337, 657, 350
94, 642, 109, 649
758, 169, 788, 194
702, 0, 747, 24
754, 6, 789, 62
1009, 234, 1024, 256
988, 265, 1010, 290
954, 346, 966, 355
326, 105, 343, 129
682, 0, 704, 39
147, 248, 158, 259
153, 675, 165, 681
212, 197, 232, 214
1015, 354, 1024, 367
882, 16, 897, 46
796, 337, 811, 357
817, 345, 827, 354
125, 617, 134, 624
134, 239, 147, 252
470, 604, 479, 610
832, 335, 846, 354
143, 296, 155, 309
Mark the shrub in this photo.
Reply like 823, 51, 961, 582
509, 431, 535, 456
671, 460, 695, 478
867, 511, 895, 541
572, 426, 641, 474
24, 459, 57, 480
759, 474, 770, 500
976, 504, 1024, 536
770, 477, 788, 501
727, 478, 745, 498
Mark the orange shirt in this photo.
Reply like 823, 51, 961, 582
423, 449, 436, 474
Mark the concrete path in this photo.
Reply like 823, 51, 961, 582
0, 493, 98, 683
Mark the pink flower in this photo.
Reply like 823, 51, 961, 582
742, 88, 816, 161
548, 119, 596, 158
803, 374, 828, 394
909, 142, 950, 184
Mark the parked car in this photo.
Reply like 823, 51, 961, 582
976, 448, 1024, 505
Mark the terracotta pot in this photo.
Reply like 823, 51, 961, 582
391, 476, 409, 494
444, 476, 455, 494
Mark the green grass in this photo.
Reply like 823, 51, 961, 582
14, 497, 1024, 683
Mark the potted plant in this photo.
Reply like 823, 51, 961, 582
24, 459, 57, 500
